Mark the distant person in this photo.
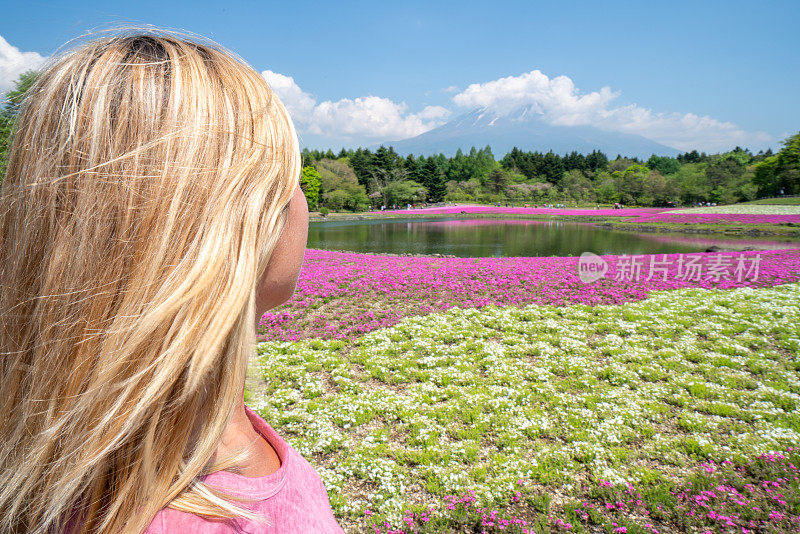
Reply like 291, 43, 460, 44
0, 28, 343, 533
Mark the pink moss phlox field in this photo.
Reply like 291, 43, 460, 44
630, 212, 800, 225
377, 205, 668, 217
366, 450, 800, 534
373, 205, 800, 225
257, 248, 800, 341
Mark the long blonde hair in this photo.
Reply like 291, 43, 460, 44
0, 27, 300, 533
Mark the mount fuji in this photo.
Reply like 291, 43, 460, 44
378, 107, 680, 159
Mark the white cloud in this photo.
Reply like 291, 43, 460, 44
261, 69, 316, 123
0, 37, 775, 152
308, 98, 450, 140
261, 70, 449, 142
452, 69, 772, 152
0, 35, 46, 94
413, 105, 451, 121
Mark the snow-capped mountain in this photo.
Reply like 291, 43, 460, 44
377, 107, 680, 158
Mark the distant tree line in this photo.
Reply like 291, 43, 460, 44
1, 72, 798, 210
300, 137, 798, 211
0, 71, 39, 183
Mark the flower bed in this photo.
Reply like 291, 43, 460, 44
368, 204, 800, 225
375, 205, 667, 217
257, 249, 800, 341
252, 283, 800, 532
629, 212, 800, 225
673, 205, 800, 215
365, 451, 800, 533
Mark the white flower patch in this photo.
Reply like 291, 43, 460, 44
672, 204, 800, 215
252, 282, 800, 519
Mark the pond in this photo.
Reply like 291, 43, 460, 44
307, 217, 799, 257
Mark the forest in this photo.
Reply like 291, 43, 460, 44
299, 139, 800, 212
1, 71, 798, 211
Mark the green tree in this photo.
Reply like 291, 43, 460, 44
541, 151, 565, 185
404, 154, 421, 183
562, 169, 594, 203
674, 163, 710, 204
754, 132, 800, 196
594, 174, 619, 204
315, 158, 370, 211
384, 180, 427, 206
706, 157, 745, 189
322, 189, 350, 211
705, 157, 745, 202
419, 158, 445, 201
299, 166, 322, 210
563, 151, 587, 172
445, 148, 467, 182
2, 70, 40, 115
646, 154, 680, 175
586, 150, 609, 173
612, 164, 649, 204
486, 167, 511, 195
1, 70, 40, 184
642, 170, 679, 206
608, 156, 639, 173
348, 148, 374, 188
373, 145, 399, 173
677, 150, 703, 164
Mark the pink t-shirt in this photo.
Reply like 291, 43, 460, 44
144, 406, 344, 533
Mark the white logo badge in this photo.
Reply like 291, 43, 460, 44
578, 252, 608, 284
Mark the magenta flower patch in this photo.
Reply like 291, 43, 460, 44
258, 248, 800, 341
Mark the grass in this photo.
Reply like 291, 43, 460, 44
597, 220, 800, 237
743, 197, 800, 206
250, 282, 800, 532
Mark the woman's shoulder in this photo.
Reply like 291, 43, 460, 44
143, 407, 343, 534
242, 406, 330, 493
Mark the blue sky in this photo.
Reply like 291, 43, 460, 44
1, 0, 798, 153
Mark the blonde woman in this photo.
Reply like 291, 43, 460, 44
0, 28, 343, 533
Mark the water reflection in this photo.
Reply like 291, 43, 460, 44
308, 217, 798, 258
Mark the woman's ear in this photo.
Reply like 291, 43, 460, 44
254, 186, 309, 321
